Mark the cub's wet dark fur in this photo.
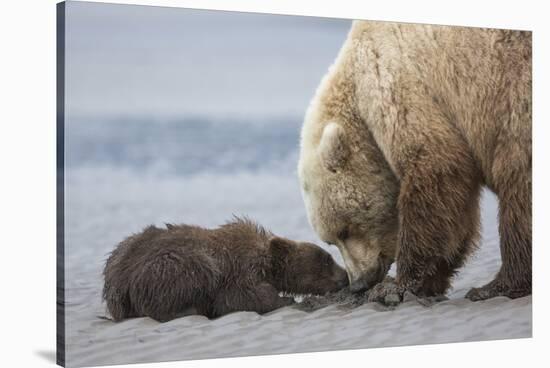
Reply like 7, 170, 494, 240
103, 218, 348, 322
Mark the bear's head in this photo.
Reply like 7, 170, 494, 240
269, 236, 349, 295
298, 122, 400, 292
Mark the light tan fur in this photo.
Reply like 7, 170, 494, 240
298, 21, 531, 301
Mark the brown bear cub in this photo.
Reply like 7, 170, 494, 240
103, 218, 348, 322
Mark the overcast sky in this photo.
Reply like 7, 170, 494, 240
64, 1, 351, 120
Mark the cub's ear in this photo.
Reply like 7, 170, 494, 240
269, 237, 293, 259
318, 123, 349, 173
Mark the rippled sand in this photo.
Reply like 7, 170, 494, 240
63, 173, 531, 367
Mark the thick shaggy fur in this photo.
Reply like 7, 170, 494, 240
103, 218, 348, 321
298, 21, 531, 302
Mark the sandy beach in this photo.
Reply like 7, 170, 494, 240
63, 165, 531, 367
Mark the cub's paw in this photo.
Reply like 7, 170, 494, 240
367, 278, 406, 306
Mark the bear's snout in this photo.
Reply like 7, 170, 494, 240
348, 263, 388, 293
349, 278, 369, 293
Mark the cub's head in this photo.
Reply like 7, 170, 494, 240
298, 122, 399, 292
269, 237, 348, 294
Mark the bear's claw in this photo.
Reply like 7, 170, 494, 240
367, 278, 405, 306
465, 279, 531, 301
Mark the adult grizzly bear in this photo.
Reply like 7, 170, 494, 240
298, 21, 531, 304
103, 218, 348, 321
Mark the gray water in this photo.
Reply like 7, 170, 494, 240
65, 1, 351, 119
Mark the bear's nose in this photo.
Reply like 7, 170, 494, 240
349, 279, 368, 293
338, 277, 350, 289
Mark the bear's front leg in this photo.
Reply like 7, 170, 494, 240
369, 134, 482, 305
465, 168, 531, 301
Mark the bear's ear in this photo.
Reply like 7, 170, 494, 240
269, 237, 293, 260
318, 122, 349, 173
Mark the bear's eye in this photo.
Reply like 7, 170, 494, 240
337, 228, 349, 241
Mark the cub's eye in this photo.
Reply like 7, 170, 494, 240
337, 228, 349, 241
